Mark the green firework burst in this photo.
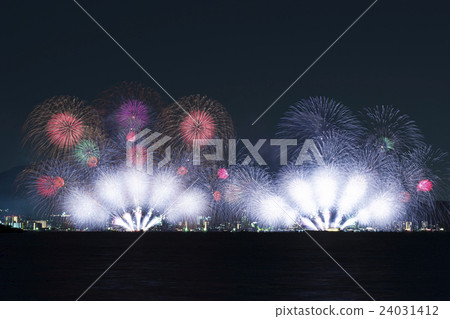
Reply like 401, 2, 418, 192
380, 137, 395, 151
74, 139, 100, 165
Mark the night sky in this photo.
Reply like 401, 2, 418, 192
2, 0, 450, 172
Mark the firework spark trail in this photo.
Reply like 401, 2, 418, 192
277, 160, 407, 230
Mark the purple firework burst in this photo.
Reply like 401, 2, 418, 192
116, 99, 150, 131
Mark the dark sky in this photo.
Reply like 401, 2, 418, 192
2, 0, 450, 172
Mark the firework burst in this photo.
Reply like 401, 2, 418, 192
160, 94, 235, 153
18, 88, 449, 231
115, 99, 151, 132
362, 105, 425, 154
92, 82, 163, 135
74, 139, 100, 167
17, 159, 85, 215
278, 96, 362, 157
23, 96, 102, 158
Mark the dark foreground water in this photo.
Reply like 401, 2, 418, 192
0, 232, 448, 300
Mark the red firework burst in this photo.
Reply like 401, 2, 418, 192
36, 176, 64, 198
417, 179, 433, 192
177, 166, 188, 176
46, 112, 84, 149
213, 190, 222, 201
179, 110, 216, 147
217, 168, 229, 179
126, 130, 137, 142
87, 156, 98, 168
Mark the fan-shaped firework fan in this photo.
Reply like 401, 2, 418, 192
92, 82, 163, 136
62, 168, 186, 231
276, 163, 406, 230
23, 96, 102, 158
362, 105, 425, 154
159, 95, 235, 155
17, 159, 85, 215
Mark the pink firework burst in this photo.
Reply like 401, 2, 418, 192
116, 99, 150, 131
179, 110, 216, 147
46, 112, 84, 149
417, 179, 433, 192
36, 176, 64, 198
126, 130, 137, 142
217, 168, 229, 179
